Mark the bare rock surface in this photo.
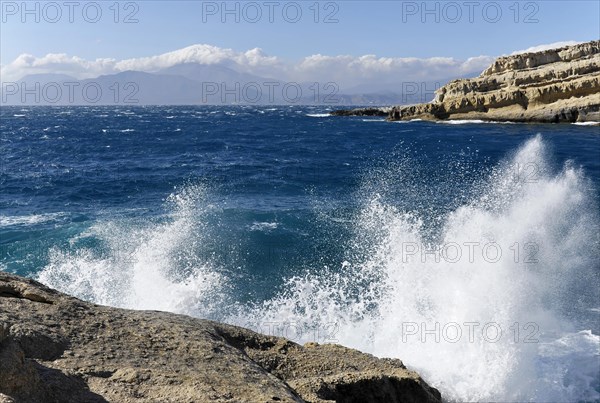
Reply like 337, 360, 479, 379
0, 272, 441, 403
389, 41, 599, 123
329, 41, 599, 123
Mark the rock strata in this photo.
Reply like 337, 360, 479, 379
0, 272, 441, 403
388, 41, 600, 123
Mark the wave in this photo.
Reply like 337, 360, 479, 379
229, 134, 600, 402
249, 221, 278, 232
392, 119, 423, 124
438, 119, 516, 125
33, 135, 599, 402
37, 184, 229, 317
573, 122, 600, 126
306, 113, 331, 117
0, 213, 65, 227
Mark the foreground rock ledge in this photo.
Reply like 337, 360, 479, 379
0, 272, 441, 403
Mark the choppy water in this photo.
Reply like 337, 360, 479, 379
1, 105, 599, 402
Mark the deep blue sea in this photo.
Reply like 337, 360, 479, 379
1, 105, 599, 402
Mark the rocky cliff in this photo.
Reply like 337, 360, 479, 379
0, 272, 441, 403
388, 41, 600, 123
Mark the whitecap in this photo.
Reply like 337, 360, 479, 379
0, 213, 64, 227
573, 122, 599, 126
249, 222, 279, 232
438, 119, 516, 125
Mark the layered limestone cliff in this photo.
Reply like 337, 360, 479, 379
0, 272, 441, 403
388, 41, 600, 123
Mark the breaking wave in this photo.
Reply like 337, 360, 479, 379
36, 135, 600, 402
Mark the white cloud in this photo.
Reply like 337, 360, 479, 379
292, 54, 492, 86
1, 53, 117, 81
0, 41, 578, 91
510, 41, 581, 55
114, 44, 282, 72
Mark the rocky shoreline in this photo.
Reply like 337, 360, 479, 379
0, 272, 441, 403
332, 41, 600, 124
329, 107, 390, 117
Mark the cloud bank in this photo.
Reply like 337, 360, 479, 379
510, 41, 581, 55
4, 41, 574, 90
1, 44, 498, 90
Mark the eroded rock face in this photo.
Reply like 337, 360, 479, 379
389, 41, 600, 123
0, 272, 441, 403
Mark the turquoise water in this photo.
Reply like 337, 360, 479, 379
1, 105, 599, 401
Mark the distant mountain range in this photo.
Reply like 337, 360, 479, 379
1, 62, 469, 106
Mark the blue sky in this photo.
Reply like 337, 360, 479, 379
1, 0, 598, 83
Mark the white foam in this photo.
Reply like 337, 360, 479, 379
0, 213, 64, 227
37, 184, 228, 317
32, 134, 599, 402
438, 119, 516, 125
249, 222, 278, 232
306, 113, 331, 117
393, 119, 423, 123
573, 122, 600, 126
535, 330, 600, 402
231, 134, 600, 402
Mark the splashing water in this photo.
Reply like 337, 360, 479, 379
38, 184, 228, 317
35, 135, 600, 402
232, 135, 600, 402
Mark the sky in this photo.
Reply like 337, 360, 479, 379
1, 0, 599, 84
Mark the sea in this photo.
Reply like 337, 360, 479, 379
1, 105, 599, 402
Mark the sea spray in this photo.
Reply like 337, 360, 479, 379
232, 135, 600, 402
33, 134, 600, 402
37, 183, 229, 317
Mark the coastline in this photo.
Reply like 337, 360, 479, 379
331, 41, 600, 125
